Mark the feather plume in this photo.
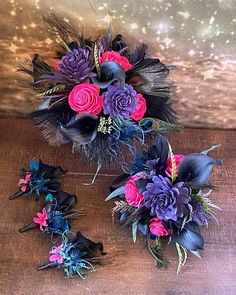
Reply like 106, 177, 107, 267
126, 58, 176, 123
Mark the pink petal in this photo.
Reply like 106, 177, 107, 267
25, 174, 32, 181
18, 179, 27, 185
49, 249, 56, 255
21, 185, 27, 192
33, 217, 40, 224
57, 256, 64, 264
37, 212, 43, 219
42, 209, 48, 220
49, 254, 59, 262
41, 220, 48, 227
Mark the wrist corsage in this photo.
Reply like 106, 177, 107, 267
106, 135, 221, 273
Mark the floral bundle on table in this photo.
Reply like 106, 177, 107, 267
106, 136, 221, 273
20, 13, 180, 177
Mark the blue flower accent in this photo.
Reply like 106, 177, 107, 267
45, 193, 54, 202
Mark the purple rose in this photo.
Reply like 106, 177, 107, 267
58, 48, 96, 83
102, 82, 138, 119
143, 175, 190, 221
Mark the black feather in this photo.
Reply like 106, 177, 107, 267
126, 58, 176, 123
98, 26, 113, 54
44, 11, 94, 49
73, 132, 122, 166
29, 104, 74, 127
54, 190, 77, 212
18, 54, 53, 83
143, 94, 176, 123
112, 34, 130, 59
130, 43, 148, 64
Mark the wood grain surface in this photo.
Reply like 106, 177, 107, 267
0, 117, 235, 295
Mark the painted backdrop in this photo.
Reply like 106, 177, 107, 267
0, 0, 235, 128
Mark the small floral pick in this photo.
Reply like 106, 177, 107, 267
33, 208, 48, 231
9, 159, 66, 201
19, 190, 82, 236
37, 232, 106, 279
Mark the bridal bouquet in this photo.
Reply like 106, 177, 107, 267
20, 13, 180, 173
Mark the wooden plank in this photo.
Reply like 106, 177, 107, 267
0, 118, 235, 295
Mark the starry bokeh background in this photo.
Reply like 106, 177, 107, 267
0, 0, 235, 128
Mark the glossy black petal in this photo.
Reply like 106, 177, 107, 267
54, 190, 77, 212
73, 231, 104, 258
60, 114, 99, 145
148, 135, 169, 166
170, 220, 204, 251
91, 61, 126, 89
178, 153, 221, 188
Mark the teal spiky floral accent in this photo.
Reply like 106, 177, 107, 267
112, 117, 145, 144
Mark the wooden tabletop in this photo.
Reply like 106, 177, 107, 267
0, 117, 235, 295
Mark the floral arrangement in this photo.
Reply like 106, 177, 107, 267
9, 159, 106, 279
20, 13, 180, 174
106, 135, 221, 273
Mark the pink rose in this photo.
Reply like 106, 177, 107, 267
130, 93, 147, 121
54, 60, 60, 71
124, 172, 146, 207
68, 83, 103, 115
100, 51, 132, 71
165, 154, 184, 177
149, 217, 170, 237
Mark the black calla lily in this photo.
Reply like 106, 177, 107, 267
169, 220, 204, 252
60, 114, 99, 145
178, 153, 221, 188
91, 61, 126, 89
